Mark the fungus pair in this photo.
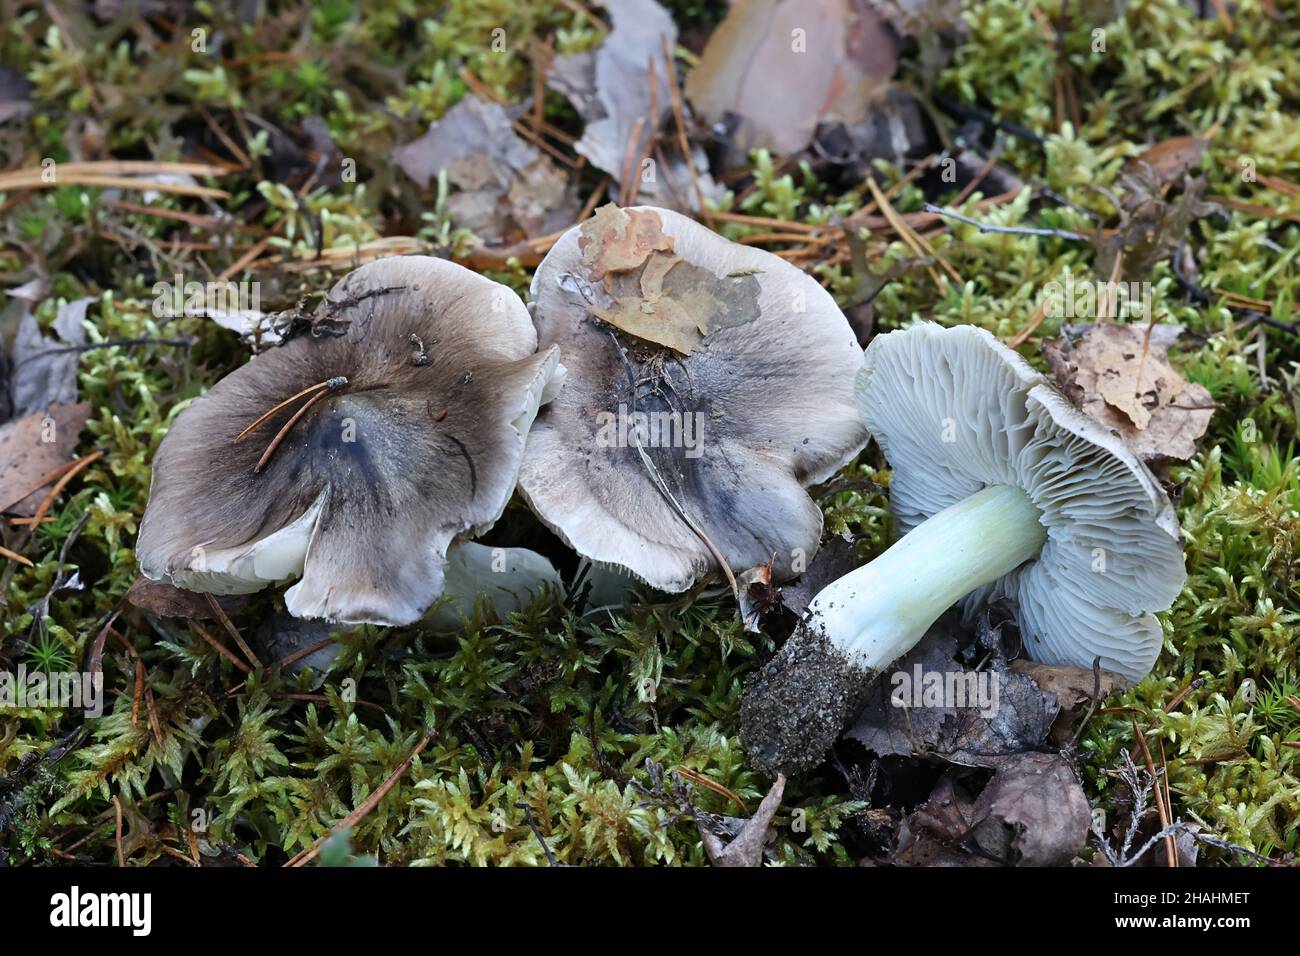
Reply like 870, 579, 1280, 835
740, 323, 1187, 776
139, 206, 867, 624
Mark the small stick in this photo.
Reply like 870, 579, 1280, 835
0, 545, 33, 567
112, 795, 126, 867
921, 202, 1089, 241
1132, 719, 1177, 867
234, 376, 346, 443
1007, 296, 1051, 349
662, 37, 705, 214
191, 621, 252, 674
205, 594, 263, 668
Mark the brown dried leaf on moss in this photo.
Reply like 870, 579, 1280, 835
125, 576, 248, 620
391, 95, 577, 243
846, 625, 1057, 769
1043, 322, 1215, 462
892, 753, 1091, 867
685, 0, 898, 163
700, 773, 785, 867
0, 401, 89, 516
967, 753, 1091, 866
1127, 135, 1209, 188
1093, 173, 1219, 281
1009, 659, 1125, 712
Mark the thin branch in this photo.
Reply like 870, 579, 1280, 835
922, 203, 1089, 241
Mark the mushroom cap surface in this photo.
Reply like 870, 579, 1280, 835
518, 205, 868, 591
137, 256, 559, 626
858, 322, 1186, 680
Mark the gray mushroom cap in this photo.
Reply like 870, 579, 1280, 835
137, 256, 560, 626
858, 323, 1186, 680
517, 205, 869, 591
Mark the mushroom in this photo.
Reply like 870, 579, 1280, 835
741, 322, 1186, 775
137, 256, 562, 626
429, 541, 563, 626
518, 204, 868, 591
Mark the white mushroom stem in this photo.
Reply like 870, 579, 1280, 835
810, 484, 1047, 669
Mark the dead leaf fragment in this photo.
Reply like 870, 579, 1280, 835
1009, 659, 1125, 712
125, 576, 248, 621
0, 401, 90, 516
686, 0, 898, 163
892, 773, 986, 866
579, 206, 762, 355
547, 0, 675, 189
391, 95, 578, 243
1127, 136, 1208, 189
700, 774, 785, 867
893, 753, 1090, 867
8, 299, 92, 418
579, 204, 676, 281
1043, 322, 1214, 461
847, 622, 1058, 768
738, 558, 780, 632
968, 753, 1092, 866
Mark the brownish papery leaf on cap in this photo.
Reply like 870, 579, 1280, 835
1043, 322, 1214, 462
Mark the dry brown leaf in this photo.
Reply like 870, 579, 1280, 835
125, 576, 248, 620
1128, 136, 1209, 188
1009, 660, 1126, 712
737, 558, 780, 633
846, 624, 1057, 769
1043, 323, 1214, 462
685, 0, 898, 163
700, 774, 785, 867
579, 204, 676, 281
390, 95, 578, 243
579, 205, 762, 355
0, 402, 90, 516
968, 753, 1092, 866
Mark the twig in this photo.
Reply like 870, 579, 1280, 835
0, 545, 33, 567
190, 621, 252, 674
112, 795, 125, 867
254, 389, 328, 474
921, 203, 1089, 241
205, 594, 262, 669
515, 802, 560, 866
12, 338, 195, 368
1007, 296, 1051, 349
1131, 719, 1177, 867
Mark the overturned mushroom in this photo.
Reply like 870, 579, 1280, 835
741, 323, 1186, 776
518, 204, 868, 591
137, 256, 561, 626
